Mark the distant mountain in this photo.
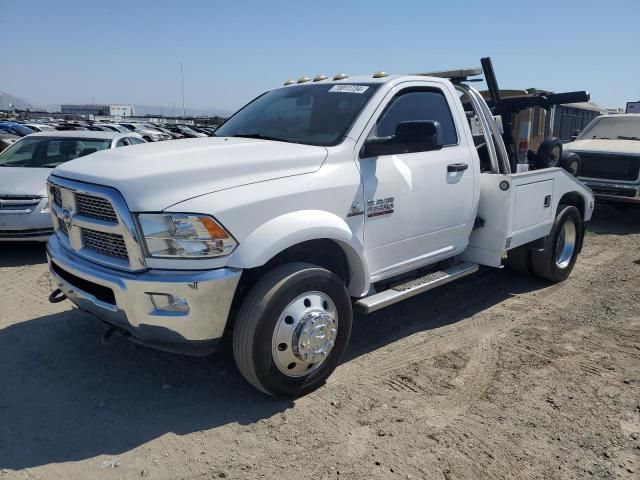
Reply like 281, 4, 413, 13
0, 91, 41, 110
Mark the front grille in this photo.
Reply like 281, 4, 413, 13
580, 153, 640, 182
51, 261, 116, 305
0, 227, 53, 239
49, 178, 145, 271
0, 195, 41, 211
52, 186, 62, 207
81, 228, 128, 259
75, 193, 118, 223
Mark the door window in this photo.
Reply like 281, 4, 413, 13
372, 90, 458, 146
116, 138, 130, 147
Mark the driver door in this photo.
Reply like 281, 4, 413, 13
360, 84, 476, 279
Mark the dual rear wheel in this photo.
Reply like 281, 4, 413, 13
506, 205, 583, 282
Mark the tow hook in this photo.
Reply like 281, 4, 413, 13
101, 325, 130, 345
48, 288, 67, 304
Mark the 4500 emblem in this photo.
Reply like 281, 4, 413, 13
367, 197, 394, 217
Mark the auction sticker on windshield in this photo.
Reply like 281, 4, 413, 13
329, 85, 369, 94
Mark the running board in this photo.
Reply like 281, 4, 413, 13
355, 262, 479, 314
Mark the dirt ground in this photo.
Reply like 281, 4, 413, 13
0, 204, 639, 480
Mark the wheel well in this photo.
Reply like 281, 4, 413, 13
559, 192, 585, 219
227, 239, 350, 331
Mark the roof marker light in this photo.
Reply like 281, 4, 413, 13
373, 71, 388, 78
313, 75, 328, 82
283, 80, 296, 86
297, 77, 311, 84
333, 73, 349, 80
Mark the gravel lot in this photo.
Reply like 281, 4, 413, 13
0, 205, 639, 480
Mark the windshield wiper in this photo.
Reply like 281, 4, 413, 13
592, 136, 610, 140
229, 133, 298, 144
617, 135, 640, 141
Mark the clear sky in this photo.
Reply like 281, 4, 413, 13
1, 0, 638, 112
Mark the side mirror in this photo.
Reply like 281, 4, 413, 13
361, 120, 444, 158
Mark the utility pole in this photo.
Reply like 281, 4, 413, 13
180, 61, 186, 117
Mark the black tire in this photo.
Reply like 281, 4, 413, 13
535, 137, 563, 169
233, 262, 352, 398
143, 136, 152, 142
531, 206, 583, 282
559, 152, 581, 177
505, 246, 532, 276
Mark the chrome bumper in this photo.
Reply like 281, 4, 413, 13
46, 234, 241, 355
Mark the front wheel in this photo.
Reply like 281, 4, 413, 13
531, 205, 583, 282
232, 262, 353, 398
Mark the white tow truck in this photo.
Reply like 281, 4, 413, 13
46, 58, 594, 397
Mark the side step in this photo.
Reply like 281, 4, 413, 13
354, 262, 479, 314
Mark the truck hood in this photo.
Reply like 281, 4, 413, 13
564, 138, 640, 155
52, 137, 328, 211
0, 167, 51, 196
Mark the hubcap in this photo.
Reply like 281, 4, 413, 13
272, 291, 338, 377
555, 219, 577, 269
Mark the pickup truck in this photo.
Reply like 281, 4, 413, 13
564, 114, 640, 205
45, 58, 595, 397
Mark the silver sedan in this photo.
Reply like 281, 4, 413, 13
0, 131, 145, 241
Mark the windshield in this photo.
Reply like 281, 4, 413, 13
0, 136, 111, 168
578, 116, 640, 140
0, 124, 34, 136
215, 83, 379, 146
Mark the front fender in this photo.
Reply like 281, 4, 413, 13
227, 210, 370, 296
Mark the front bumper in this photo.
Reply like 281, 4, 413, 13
583, 180, 640, 204
46, 234, 241, 355
0, 198, 53, 241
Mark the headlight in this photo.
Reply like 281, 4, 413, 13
137, 213, 237, 258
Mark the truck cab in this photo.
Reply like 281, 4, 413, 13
45, 59, 594, 397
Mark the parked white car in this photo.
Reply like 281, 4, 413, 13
564, 114, 640, 204
21, 123, 56, 132
46, 60, 594, 397
0, 131, 145, 241
118, 123, 171, 142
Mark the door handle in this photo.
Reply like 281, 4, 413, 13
447, 163, 469, 172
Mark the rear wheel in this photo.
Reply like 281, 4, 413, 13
535, 137, 563, 169
531, 205, 582, 282
559, 152, 581, 176
233, 262, 352, 398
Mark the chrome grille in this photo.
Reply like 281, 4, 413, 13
75, 193, 118, 223
58, 218, 68, 236
48, 177, 145, 271
52, 186, 62, 207
81, 228, 128, 259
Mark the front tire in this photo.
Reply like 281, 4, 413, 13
531, 205, 583, 282
233, 262, 353, 398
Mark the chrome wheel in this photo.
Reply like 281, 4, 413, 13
272, 291, 338, 377
555, 219, 577, 269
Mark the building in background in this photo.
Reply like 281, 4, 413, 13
60, 104, 135, 117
